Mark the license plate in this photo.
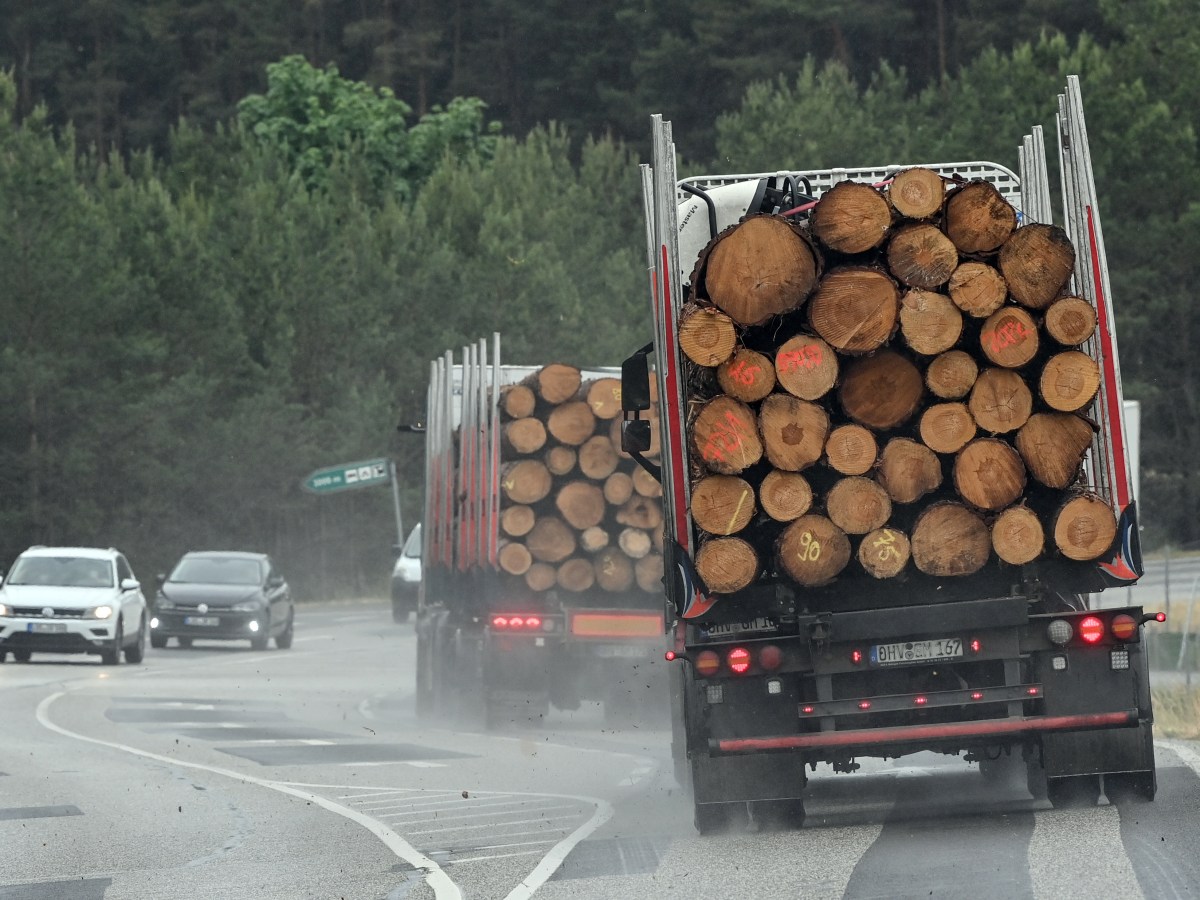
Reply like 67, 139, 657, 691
592, 644, 648, 658
871, 637, 962, 666
28, 622, 68, 634
184, 616, 219, 627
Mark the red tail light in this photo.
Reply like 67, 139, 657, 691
969, 638, 982, 653
914, 696, 929, 706
801, 705, 816, 715
695, 650, 721, 677
1155, 612, 1167, 623
759, 645, 783, 671
1026, 686, 1041, 696
509, 616, 525, 628
1078, 616, 1105, 644
525, 616, 542, 629
857, 701, 872, 710
1110, 614, 1137, 641
728, 647, 752, 674
970, 691, 984, 700
850, 649, 864, 665
492, 616, 509, 629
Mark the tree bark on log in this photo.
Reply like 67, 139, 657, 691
759, 394, 830, 472
618, 528, 652, 560
594, 547, 636, 592
858, 527, 911, 578
504, 417, 547, 455
774, 335, 837, 401
699, 214, 821, 326
888, 167, 944, 219
1039, 351, 1100, 413
691, 475, 757, 535
919, 402, 977, 454
839, 351, 924, 430
526, 516, 577, 563
827, 476, 893, 535
948, 261, 1008, 318
501, 384, 537, 419
811, 181, 893, 253
980, 306, 1039, 368
500, 504, 536, 538
525, 563, 557, 592
968, 368, 1033, 435
1053, 495, 1118, 561
691, 396, 763, 474
998, 223, 1076, 310
944, 180, 1017, 253
696, 537, 759, 594
1015, 412, 1094, 489
911, 502, 991, 576
544, 445, 577, 476
556, 557, 596, 592
1043, 296, 1097, 346
498, 542, 533, 576
603, 471, 635, 505
759, 470, 813, 522
777, 515, 851, 587
887, 224, 959, 289
679, 305, 738, 366
635, 553, 665, 593
527, 363, 582, 404
808, 268, 900, 354
501, 460, 553, 504
555, 480, 607, 530
926, 350, 979, 400
547, 401, 597, 446
577, 435, 619, 480
876, 437, 943, 503
825, 423, 879, 475
718, 348, 777, 402
583, 377, 624, 419
899, 289, 963, 356
953, 438, 1027, 511
991, 505, 1044, 565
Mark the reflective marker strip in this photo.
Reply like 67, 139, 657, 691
569, 613, 664, 638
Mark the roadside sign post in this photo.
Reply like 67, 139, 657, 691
389, 459, 404, 551
302, 456, 404, 549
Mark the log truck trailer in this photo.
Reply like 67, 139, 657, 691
621, 76, 1162, 832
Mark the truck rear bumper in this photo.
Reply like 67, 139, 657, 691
711, 709, 1138, 753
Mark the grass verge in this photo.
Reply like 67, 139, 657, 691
1152, 684, 1200, 739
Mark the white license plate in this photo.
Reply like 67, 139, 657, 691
592, 644, 648, 658
28, 622, 68, 634
184, 616, 220, 627
871, 637, 962, 666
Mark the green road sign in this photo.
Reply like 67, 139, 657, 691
302, 458, 392, 494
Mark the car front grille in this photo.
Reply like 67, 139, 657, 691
10, 606, 87, 618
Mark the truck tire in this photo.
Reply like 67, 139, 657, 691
750, 798, 806, 831
1105, 769, 1157, 804
1046, 775, 1101, 808
694, 800, 748, 835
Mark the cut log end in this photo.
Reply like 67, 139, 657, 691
556, 557, 596, 592
888, 167, 945, 220
1053, 495, 1118, 561
839, 351, 924, 431
948, 261, 1008, 318
919, 402, 977, 455
555, 480, 607, 530
953, 438, 1027, 511
926, 350, 979, 400
944, 180, 1017, 253
1015, 412, 1094, 489
858, 527, 911, 579
826, 476, 893, 535
501, 384, 537, 419
876, 437, 943, 504
968, 368, 1033, 435
691, 475, 757, 536
991, 506, 1045, 565
759, 470, 814, 522
759, 394, 830, 472
547, 401, 598, 446
1043, 296, 1098, 346
811, 181, 893, 254
774, 335, 837, 401
808, 268, 899, 355
635, 553, 665, 593
899, 289, 964, 356
594, 547, 636, 592
825, 423, 879, 476
777, 515, 852, 587
718, 348, 777, 402
500, 504, 536, 538
696, 537, 759, 594
498, 542, 533, 576
980, 307, 1039, 368
1039, 351, 1100, 413
691, 396, 763, 475
999, 223, 1076, 310
887, 224, 958, 289
911, 503, 991, 576
679, 306, 738, 367
531, 363, 583, 404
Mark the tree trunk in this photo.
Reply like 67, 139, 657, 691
545, 445, 577, 476
980, 306, 1039, 368
617, 495, 664, 531
777, 515, 851, 586
826, 476, 893, 535
887, 223, 958, 289
547, 401, 597, 446
758, 470, 813, 522
718, 348, 777, 402
691, 396, 763, 474
632, 465, 663, 498
968, 367, 1032, 434
577, 435, 618, 480
808, 267, 900, 354
911, 502, 991, 575
526, 516, 577, 563
696, 537, 760, 594
759, 394, 830, 472
504, 417, 547, 455
1043, 296, 1097, 346
501, 459, 553, 504
876, 437, 943, 503
691, 474, 756, 535
811, 180, 892, 253
858, 526, 911, 578
774, 334, 837, 401
526, 363, 582, 404
555, 480, 607, 530
1039, 350, 1100, 413
525, 562, 557, 592
580, 525, 610, 552
953, 438, 1027, 511
948, 261, 1008, 318
919, 402, 976, 454
556, 557, 596, 592
679, 305, 738, 366
999, 223, 1076, 310
839, 351, 924, 430
899, 288, 963, 356
944, 180, 1017, 253
501, 384, 536, 419
603, 471, 634, 505
1053, 494, 1118, 561
887, 167, 944, 219
699, 214, 821, 326
500, 504, 536, 538
1015, 412, 1094, 489
618, 528, 652, 559
594, 547, 635, 592
926, 349, 978, 400
583, 377, 623, 419
498, 542, 533, 575
822, 423, 875, 475
991, 505, 1044, 565
635, 553, 664, 593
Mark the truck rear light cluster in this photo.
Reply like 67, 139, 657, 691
1046, 611, 1163, 649
491, 615, 543, 630
688, 643, 787, 677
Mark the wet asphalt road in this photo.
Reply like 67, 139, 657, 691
3, 600, 1200, 900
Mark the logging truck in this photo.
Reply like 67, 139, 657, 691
414, 344, 668, 728
623, 76, 1163, 832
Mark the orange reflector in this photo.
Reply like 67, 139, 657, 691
1111, 614, 1137, 641
695, 650, 721, 677
569, 612, 664, 638
1078, 616, 1105, 644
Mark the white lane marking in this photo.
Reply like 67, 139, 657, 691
360, 795, 514, 812
35, 693, 463, 900
373, 798, 562, 817
450, 850, 545, 864
407, 814, 583, 836
334, 614, 379, 623
1029, 806, 1144, 899
381, 804, 582, 825
335, 789, 427, 800
617, 764, 656, 787
467, 839, 557, 852
503, 793, 615, 900
337, 760, 449, 768
155, 702, 216, 710
1161, 738, 1200, 776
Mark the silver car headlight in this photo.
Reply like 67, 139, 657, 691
156, 596, 176, 610
232, 599, 264, 612
88, 605, 114, 620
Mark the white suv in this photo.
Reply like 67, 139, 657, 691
0, 546, 148, 665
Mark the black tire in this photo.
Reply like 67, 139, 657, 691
0, 651, 7, 663
694, 800, 748, 835
275, 611, 294, 649
750, 798, 806, 831
13, 649, 32, 663
176, 637, 193, 649
125, 616, 147, 664
150, 633, 168, 649
251, 616, 271, 651
100, 621, 123, 665
1046, 775, 1102, 808
392, 604, 412, 624
1105, 770, 1157, 804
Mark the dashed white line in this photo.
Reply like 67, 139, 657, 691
450, 850, 545, 864
381, 804, 582, 824
407, 814, 582, 836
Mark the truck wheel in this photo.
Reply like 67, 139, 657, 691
750, 798, 806, 831
694, 800, 748, 835
1105, 770, 1157, 804
1046, 775, 1101, 808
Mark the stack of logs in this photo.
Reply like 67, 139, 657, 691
495, 363, 665, 595
681, 170, 1116, 593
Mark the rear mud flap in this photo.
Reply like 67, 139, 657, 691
692, 750, 806, 804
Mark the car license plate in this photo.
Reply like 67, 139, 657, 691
592, 644, 647, 659
871, 637, 962, 666
28, 622, 68, 634
184, 616, 219, 627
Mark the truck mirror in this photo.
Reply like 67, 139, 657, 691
622, 419, 652, 454
621, 343, 654, 413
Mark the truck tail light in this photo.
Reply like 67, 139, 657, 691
850, 649, 864, 665
509, 616, 525, 628
491, 615, 543, 631
695, 650, 721, 677
525, 616, 542, 629
968, 638, 982, 654
914, 695, 928, 706
492, 616, 508, 629
1078, 616, 1105, 644
728, 647, 752, 674
1047, 619, 1073, 645
1110, 614, 1137, 641
759, 644, 783, 671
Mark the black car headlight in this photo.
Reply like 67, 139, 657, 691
231, 598, 265, 612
